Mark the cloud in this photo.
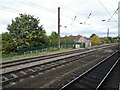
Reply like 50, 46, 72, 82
0, 0, 119, 38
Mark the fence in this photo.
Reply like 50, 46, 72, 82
17, 42, 86, 55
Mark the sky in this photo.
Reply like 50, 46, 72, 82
0, 0, 119, 38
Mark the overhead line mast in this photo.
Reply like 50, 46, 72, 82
58, 7, 60, 50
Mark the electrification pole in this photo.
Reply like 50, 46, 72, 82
58, 7, 60, 50
107, 28, 109, 38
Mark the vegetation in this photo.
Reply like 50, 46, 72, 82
90, 34, 120, 46
2, 32, 17, 53
9, 14, 49, 47
2, 48, 73, 61
61, 35, 74, 43
90, 34, 101, 45
1, 13, 120, 60
49, 31, 58, 46
2, 14, 50, 54
100, 37, 120, 44
2, 13, 75, 60
105, 37, 119, 43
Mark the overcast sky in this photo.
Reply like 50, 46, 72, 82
0, 0, 119, 37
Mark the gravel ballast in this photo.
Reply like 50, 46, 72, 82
3, 45, 118, 89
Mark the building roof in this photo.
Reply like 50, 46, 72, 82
69, 35, 82, 42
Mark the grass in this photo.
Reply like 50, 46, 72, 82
2, 48, 74, 62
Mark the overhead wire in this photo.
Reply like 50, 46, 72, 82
108, 7, 119, 22
70, 16, 77, 26
18, 0, 61, 21
10, 0, 58, 22
84, 12, 92, 24
21, 0, 81, 27
20, 0, 92, 28
23, 0, 117, 36
0, 9, 20, 15
52, 0, 93, 26
0, 1, 58, 32
97, 0, 112, 16
0, 0, 118, 36
97, 0, 116, 22
52, 0, 82, 15
55, 0, 118, 26
21, 0, 57, 13
0, 1, 43, 15
108, 1, 118, 15
53, 0, 87, 26
0, 5, 20, 14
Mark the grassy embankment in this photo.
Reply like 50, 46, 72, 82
2, 48, 74, 61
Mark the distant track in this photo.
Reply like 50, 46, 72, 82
59, 51, 119, 90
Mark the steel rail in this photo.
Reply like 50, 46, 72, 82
2, 48, 108, 87
1, 44, 115, 68
59, 51, 119, 90
2, 50, 96, 86
2, 44, 115, 75
96, 58, 120, 89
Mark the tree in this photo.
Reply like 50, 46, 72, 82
90, 34, 101, 45
49, 31, 58, 45
90, 34, 96, 38
7, 14, 49, 49
0, 34, 2, 52
2, 32, 17, 53
61, 36, 74, 43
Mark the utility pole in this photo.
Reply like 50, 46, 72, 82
58, 7, 60, 50
107, 28, 109, 38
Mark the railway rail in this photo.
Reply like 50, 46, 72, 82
60, 51, 119, 90
1, 44, 115, 69
2, 49, 102, 87
1, 44, 117, 75
1, 44, 118, 88
1, 49, 86, 68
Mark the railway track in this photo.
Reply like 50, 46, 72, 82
60, 51, 119, 90
1, 44, 115, 69
2, 49, 101, 87
1, 44, 118, 88
1, 49, 86, 68
1, 44, 117, 75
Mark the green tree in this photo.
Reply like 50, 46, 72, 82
7, 14, 49, 49
0, 34, 2, 53
2, 32, 17, 53
61, 36, 74, 43
107, 37, 113, 43
90, 34, 96, 38
90, 34, 101, 45
49, 31, 58, 45
113, 37, 120, 43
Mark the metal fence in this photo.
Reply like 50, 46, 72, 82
17, 42, 86, 54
